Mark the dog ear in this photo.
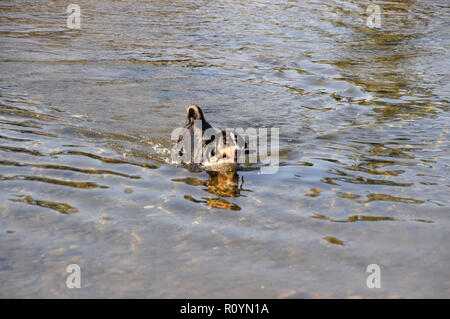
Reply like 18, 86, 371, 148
186, 105, 205, 123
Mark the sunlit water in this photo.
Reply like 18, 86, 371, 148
0, 0, 449, 298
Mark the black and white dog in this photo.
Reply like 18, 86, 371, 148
174, 105, 248, 169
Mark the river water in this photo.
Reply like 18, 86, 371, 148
0, 0, 449, 298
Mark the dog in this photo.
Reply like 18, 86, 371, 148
174, 105, 248, 169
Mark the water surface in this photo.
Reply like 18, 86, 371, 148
0, 0, 449, 298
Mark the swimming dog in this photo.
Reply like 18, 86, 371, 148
174, 105, 247, 169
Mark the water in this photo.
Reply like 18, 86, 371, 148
0, 0, 449, 298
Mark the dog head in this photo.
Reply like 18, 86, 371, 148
175, 105, 248, 169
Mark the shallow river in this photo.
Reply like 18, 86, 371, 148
0, 0, 449, 298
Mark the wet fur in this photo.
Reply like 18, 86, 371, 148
177, 105, 245, 166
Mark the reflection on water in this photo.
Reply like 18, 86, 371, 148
175, 170, 247, 210
323, 236, 345, 246
9, 195, 79, 215
0, 0, 449, 298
